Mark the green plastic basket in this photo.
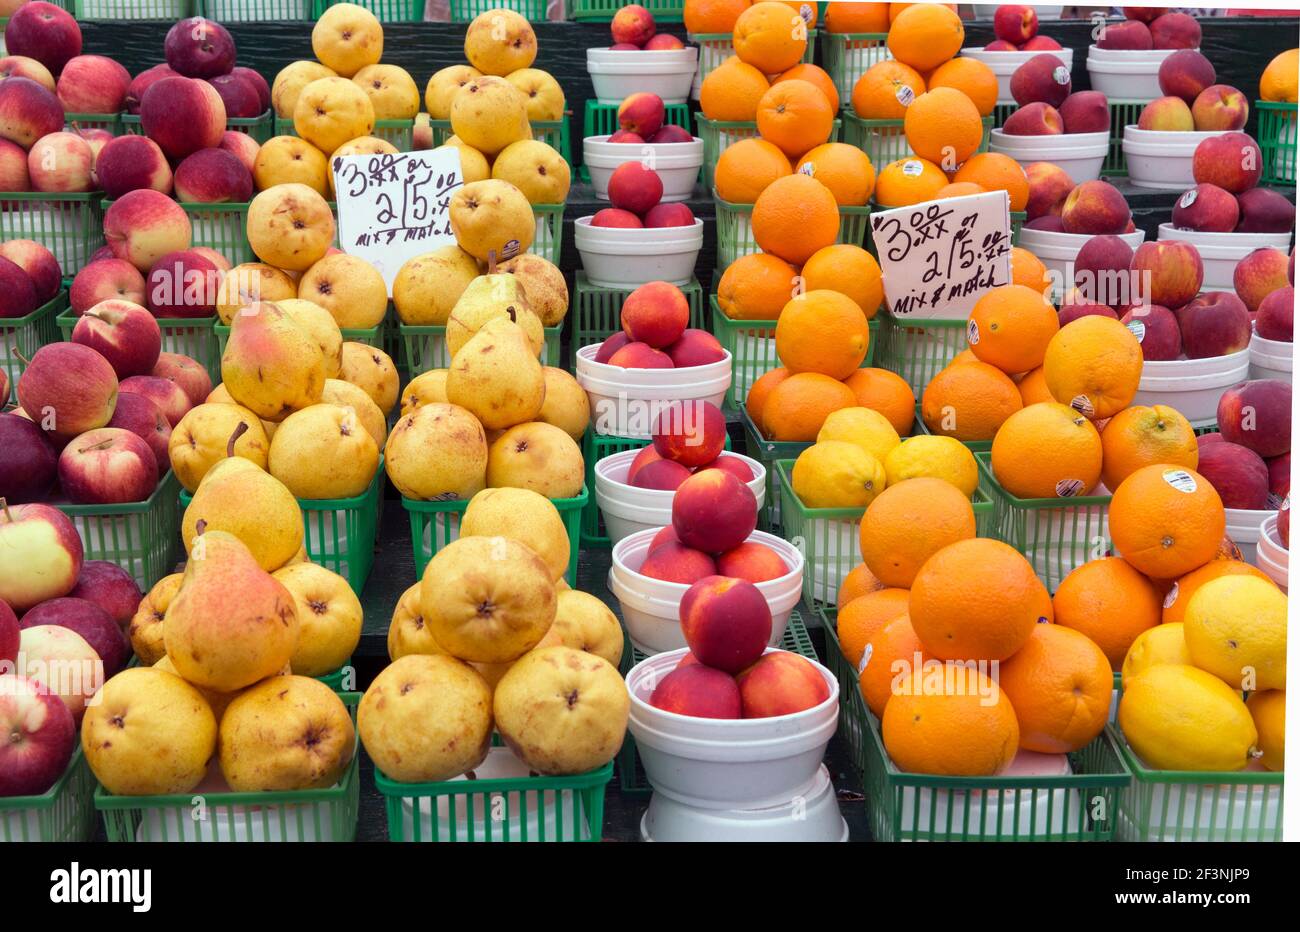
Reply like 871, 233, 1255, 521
95, 692, 361, 842
821, 613, 1130, 842
777, 459, 994, 607
398, 321, 562, 374
274, 116, 415, 150
842, 112, 994, 169
571, 0, 684, 22
0, 290, 65, 392
0, 748, 98, 843
1257, 100, 1297, 188
818, 31, 890, 106
584, 99, 692, 134
315, 660, 354, 692
102, 197, 254, 266
65, 112, 125, 136
215, 319, 384, 355
616, 608, 819, 796
57, 470, 182, 592
1101, 100, 1145, 177
401, 484, 588, 585
123, 109, 275, 145
976, 451, 1112, 593
196, 0, 314, 20
426, 116, 572, 167
714, 190, 868, 270
1110, 723, 1283, 842
569, 272, 706, 351
59, 309, 222, 383
740, 407, 807, 533
311, 0, 421, 20
448, 0, 548, 21
0, 192, 105, 276
875, 310, 969, 398
73, 0, 191, 16
696, 114, 842, 192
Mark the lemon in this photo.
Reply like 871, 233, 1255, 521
817, 407, 901, 464
791, 440, 886, 509
884, 435, 978, 496
1246, 690, 1285, 772
1121, 622, 1192, 689
1119, 664, 1257, 772
1184, 576, 1287, 692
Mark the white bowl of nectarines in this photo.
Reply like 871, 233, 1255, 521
574, 343, 731, 439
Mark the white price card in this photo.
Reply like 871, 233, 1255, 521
868, 188, 1013, 321
332, 147, 463, 293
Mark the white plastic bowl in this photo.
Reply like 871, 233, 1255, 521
1249, 331, 1293, 383
608, 527, 803, 655
1256, 513, 1289, 592
574, 216, 703, 289
587, 47, 699, 104
959, 46, 1075, 105
1016, 226, 1146, 301
1086, 46, 1184, 99
1225, 506, 1274, 564
574, 343, 731, 439
1131, 349, 1250, 427
583, 135, 703, 202
640, 764, 848, 842
989, 128, 1108, 183
625, 646, 840, 810
1158, 223, 1294, 291
1123, 126, 1232, 190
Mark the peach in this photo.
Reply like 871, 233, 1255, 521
984, 40, 1018, 51
679, 576, 771, 673
70, 258, 146, 315
174, 148, 253, 203
119, 375, 190, 427
1149, 11, 1201, 50
631, 458, 692, 491
164, 16, 236, 79
1171, 182, 1239, 232
103, 190, 193, 273
649, 664, 742, 719
55, 55, 129, 114
0, 137, 31, 190
219, 130, 260, 175
611, 3, 656, 46
1061, 180, 1131, 235
649, 125, 693, 144
1137, 95, 1194, 131
736, 651, 830, 718
1234, 247, 1290, 313
27, 131, 95, 193
626, 443, 661, 484
639, 541, 716, 584
1191, 84, 1249, 132
0, 55, 56, 92
0, 239, 60, 304
617, 92, 665, 138
703, 456, 754, 482
1010, 53, 1071, 107
1058, 91, 1109, 134
1267, 453, 1290, 500
1125, 8, 1164, 22
608, 342, 673, 368
648, 524, 678, 553
672, 468, 758, 553
3, 2, 82, 76
96, 135, 173, 200
607, 161, 663, 215
644, 34, 685, 51
1131, 240, 1202, 308
1025, 215, 1066, 231
1256, 286, 1293, 341
125, 64, 177, 114
0, 76, 64, 148
644, 203, 696, 228
653, 399, 725, 467
146, 249, 220, 319
607, 130, 644, 144
1025, 161, 1075, 219
1002, 102, 1063, 136
1121, 304, 1182, 360
1176, 292, 1250, 358
1218, 380, 1291, 458
1073, 233, 1134, 307
667, 328, 726, 367
1196, 441, 1270, 510
0, 256, 38, 318
1096, 19, 1153, 50
140, 76, 226, 160
1022, 36, 1062, 51
595, 330, 632, 363
994, 5, 1038, 44
1193, 132, 1262, 193
622, 280, 689, 348
590, 207, 643, 228
1157, 49, 1215, 104
1235, 187, 1294, 235
716, 541, 788, 583
208, 73, 262, 119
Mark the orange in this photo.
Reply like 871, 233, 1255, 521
843, 367, 915, 435
936, 181, 985, 199
775, 289, 869, 378
761, 371, 857, 440
745, 366, 790, 424
836, 588, 910, 668
944, 347, 979, 368
873, 156, 948, 207
859, 477, 975, 588
774, 63, 839, 112
953, 152, 1030, 212
910, 538, 1049, 662
684, 0, 751, 33
1162, 559, 1274, 625
889, 2, 956, 23
717, 252, 799, 320
714, 136, 790, 203
881, 663, 1019, 776
859, 613, 926, 718
1099, 404, 1199, 491
1008, 245, 1050, 294
991, 402, 1103, 499
926, 56, 998, 117
1043, 315, 1143, 421
801, 244, 882, 317
967, 283, 1059, 375
825, 1, 890, 33
850, 59, 925, 121
838, 562, 887, 609
793, 143, 875, 207
1109, 464, 1227, 579
903, 87, 983, 167
1261, 48, 1299, 103
756, 79, 834, 158
1016, 365, 1053, 406
750, 173, 840, 265
1053, 556, 1162, 669
997, 623, 1112, 753
733, 0, 809, 74
886, 3, 964, 72
920, 359, 1022, 442
699, 56, 770, 122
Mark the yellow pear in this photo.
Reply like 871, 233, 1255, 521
460, 487, 571, 581
182, 457, 304, 572
294, 76, 376, 154
221, 300, 327, 421
449, 75, 530, 156
537, 367, 590, 440
505, 68, 565, 121
253, 136, 331, 195
169, 403, 270, 493
272, 60, 337, 119
399, 368, 449, 416
273, 563, 362, 677
449, 178, 535, 261
216, 263, 297, 324
298, 254, 388, 329
268, 403, 379, 499
321, 378, 387, 449
392, 244, 481, 326
384, 402, 487, 501
153, 654, 247, 723
425, 64, 481, 119
127, 572, 183, 666
246, 183, 335, 271
351, 63, 420, 119
441, 137, 490, 183
276, 298, 344, 379
339, 342, 399, 415
536, 590, 625, 668
491, 139, 571, 205
499, 253, 567, 326
446, 318, 545, 430
487, 422, 585, 498
446, 272, 543, 358
387, 581, 446, 661
464, 9, 537, 76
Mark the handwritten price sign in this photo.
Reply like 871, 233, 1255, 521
332, 147, 463, 292
868, 189, 1013, 321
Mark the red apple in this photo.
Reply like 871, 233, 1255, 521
2, 2, 82, 76
207, 73, 261, 119
17, 343, 118, 441
118, 375, 191, 427
71, 299, 163, 379
69, 259, 148, 316
1175, 291, 1251, 359
1195, 440, 1270, 510
164, 16, 236, 79
95, 134, 174, 200
145, 249, 221, 319
19, 597, 130, 676
57, 427, 158, 505
1, 601, 18, 667
0, 502, 83, 612
66, 560, 142, 630
139, 76, 226, 160
231, 66, 270, 113
0, 239, 61, 305
1217, 380, 1291, 458
124, 63, 177, 114
0, 673, 77, 797
0, 137, 31, 191
0, 414, 58, 504
0, 256, 39, 319
151, 352, 212, 407
0, 76, 64, 149
173, 147, 253, 204
105, 391, 171, 474
55, 54, 130, 113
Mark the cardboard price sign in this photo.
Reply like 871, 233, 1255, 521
332, 147, 463, 292
868, 189, 1013, 321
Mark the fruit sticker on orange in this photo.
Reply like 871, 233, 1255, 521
858, 641, 873, 676
1055, 478, 1084, 498
1161, 468, 1199, 493
895, 84, 915, 107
